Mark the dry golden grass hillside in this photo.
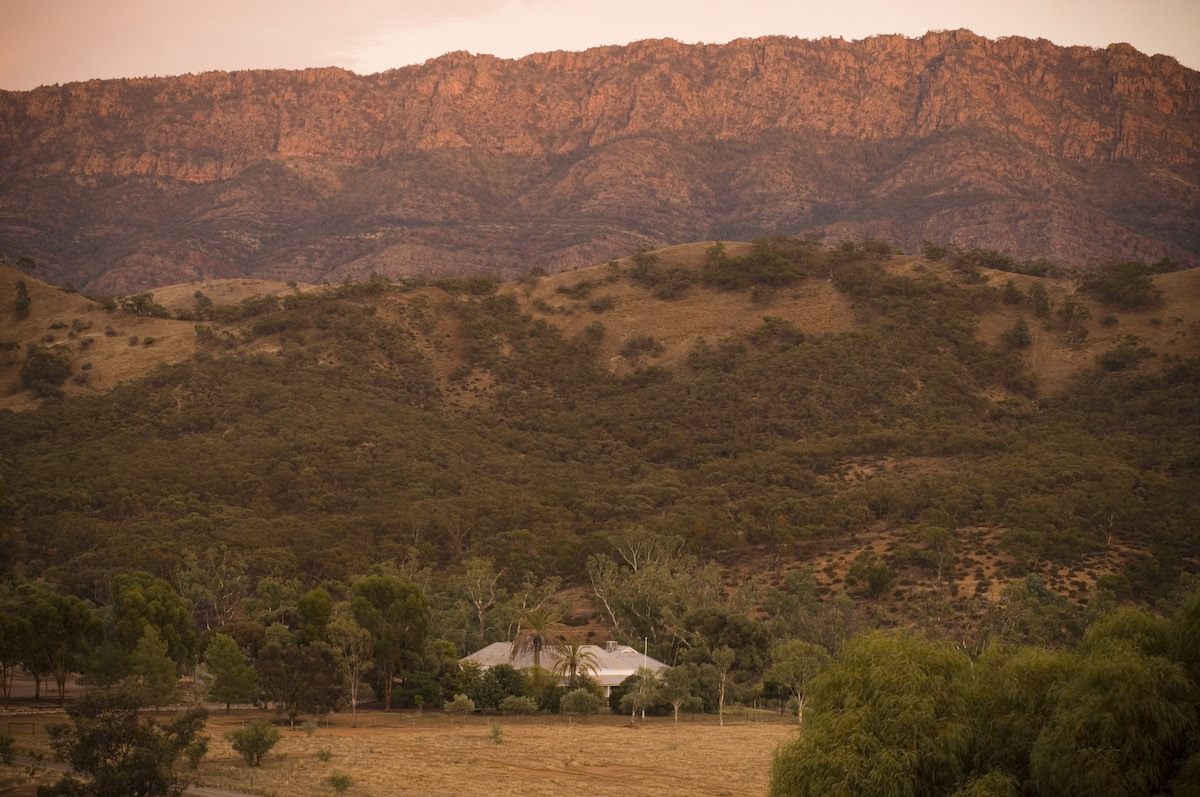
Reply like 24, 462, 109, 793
3, 247, 1198, 414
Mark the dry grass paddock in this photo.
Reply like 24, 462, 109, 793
2, 707, 796, 797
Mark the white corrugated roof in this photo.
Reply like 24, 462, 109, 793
460, 642, 666, 686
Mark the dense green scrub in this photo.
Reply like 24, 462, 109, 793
2, 249, 1197, 615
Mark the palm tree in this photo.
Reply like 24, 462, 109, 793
554, 643, 600, 689
510, 606, 566, 671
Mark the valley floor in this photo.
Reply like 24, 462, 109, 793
3, 705, 795, 797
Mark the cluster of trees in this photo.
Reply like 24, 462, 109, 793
772, 589, 1200, 796
18, 566, 1198, 796
5, 546, 1141, 740
622, 235, 828, 299
0, 570, 443, 722
922, 242, 1064, 279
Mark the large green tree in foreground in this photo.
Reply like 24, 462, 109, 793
772, 591, 1200, 797
771, 632, 973, 797
41, 688, 207, 797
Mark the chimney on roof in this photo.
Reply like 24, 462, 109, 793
605, 640, 617, 653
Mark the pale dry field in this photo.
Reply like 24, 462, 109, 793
1, 707, 794, 797
197, 710, 794, 797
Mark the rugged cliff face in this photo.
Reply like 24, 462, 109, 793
1, 30, 1197, 292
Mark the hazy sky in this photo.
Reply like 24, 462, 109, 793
2, 0, 1197, 91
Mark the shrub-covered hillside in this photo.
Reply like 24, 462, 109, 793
1, 240, 1197, 661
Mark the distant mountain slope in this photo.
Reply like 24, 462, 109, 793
1, 30, 1198, 292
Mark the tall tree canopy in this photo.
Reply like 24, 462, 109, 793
350, 574, 429, 711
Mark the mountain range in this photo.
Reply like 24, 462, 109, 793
1, 29, 1198, 294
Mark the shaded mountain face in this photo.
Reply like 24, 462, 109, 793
1, 29, 1198, 293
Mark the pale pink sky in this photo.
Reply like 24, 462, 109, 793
1, 0, 1197, 91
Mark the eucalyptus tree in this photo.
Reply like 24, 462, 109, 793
350, 574, 429, 711
661, 664, 699, 725
451, 557, 506, 641
328, 614, 372, 726
256, 639, 345, 727
0, 610, 30, 708
21, 585, 103, 704
766, 640, 831, 725
110, 571, 195, 671
712, 646, 736, 727
619, 667, 662, 725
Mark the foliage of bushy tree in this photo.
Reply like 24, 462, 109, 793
41, 687, 206, 797
771, 631, 974, 797
1028, 611, 1197, 797
499, 695, 538, 715
203, 633, 258, 712
19, 344, 72, 396
444, 693, 475, 719
350, 574, 429, 711
225, 718, 279, 767
257, 639, 345, 726
110, 572, 196, 670
560, 687, 601, 719
1083, 260, 1164, 310
771, 589, 1200, 796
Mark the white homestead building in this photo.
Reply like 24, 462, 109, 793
461, 641, 667, 696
